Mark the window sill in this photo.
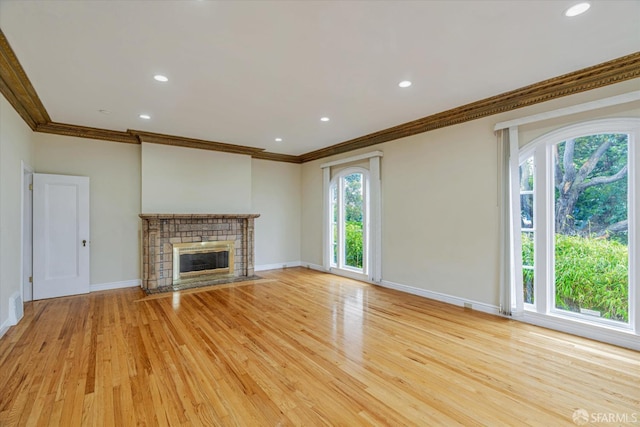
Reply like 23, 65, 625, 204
520, 310, 639, 351
328, 267, 369, 283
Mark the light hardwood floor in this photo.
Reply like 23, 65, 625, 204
0, 268, 638, 426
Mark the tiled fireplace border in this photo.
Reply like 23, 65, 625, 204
140, 214, 259, 291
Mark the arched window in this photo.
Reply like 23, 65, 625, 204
517, 118, 638, 330
330, 168, 369, 273
321, 151, 382, 283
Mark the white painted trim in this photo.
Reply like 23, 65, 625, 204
20, 161, 34, 303
90, 279, 140, 293
322, 167, 331, 271
0, 317, 11, 340
8, 291, 23, 325
494, 91, 640, 131
522, 311, 639, 351
255, 261, 302, 271
320, 151, 383, 169
380, 280, 501, 316
369, 155, 382, 283
631, 126, 640, 335
509, 127, 524, 315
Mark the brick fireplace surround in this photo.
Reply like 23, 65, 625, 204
140, 214, 260, 292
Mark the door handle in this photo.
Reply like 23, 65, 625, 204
82, 239, 87, 247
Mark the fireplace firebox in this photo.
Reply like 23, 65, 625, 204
173, 241, 234, 281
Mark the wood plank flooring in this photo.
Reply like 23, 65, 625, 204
0, 268, 638, 426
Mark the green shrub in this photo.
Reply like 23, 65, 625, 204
345, 221, 363, 268
555, 234, 628, 322
521, 234, 628, 322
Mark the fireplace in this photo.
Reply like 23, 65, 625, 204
173, 241, 234, 281
139, 214, 259, 292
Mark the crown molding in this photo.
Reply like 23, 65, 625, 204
0, 28, 50, 130
36, 124, 303, 162
132, 130, 301, 162
132, 129, 266, 156
299, 52, 640, 162
37, 122, 139, 144
251, 151, 302, 164
1, 28, 638, 163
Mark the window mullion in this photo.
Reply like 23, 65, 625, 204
535, 145, 549, 314
362, 178, 368, 275
338, 178, 345, 269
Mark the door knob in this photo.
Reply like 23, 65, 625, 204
82, 240, 87, 247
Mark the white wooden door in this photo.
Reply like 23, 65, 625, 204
33, 174, 90, 300
22, 167, 33, 301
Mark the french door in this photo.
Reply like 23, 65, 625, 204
330, 168, 369, 275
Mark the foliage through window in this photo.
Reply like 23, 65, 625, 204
518, 120, 636, 329
520, 157, 535, 304
330, 169, 368, 273
552, 134, 629, 322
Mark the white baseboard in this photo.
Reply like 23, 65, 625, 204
299, 262, 326, 272
90, 279, 140, 293
255, 261, 302, 272
8, 291, 23, 325
372, 278, 637, 350
379, 279, 501, 315
0, 317, 11, 340
296, 264, 500, 316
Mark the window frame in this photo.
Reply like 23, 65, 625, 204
329, 167, 370, 275
517, 118, 639, 335
519, 155, 536, 308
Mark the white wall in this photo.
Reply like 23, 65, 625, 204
301, 160, 324, 266
34, 134, 141, 286
251, 159, 301, 268
31, 138, 303, 287
141, 143, 252, 214
0, 96, 34, 333
300, 79, 640, 307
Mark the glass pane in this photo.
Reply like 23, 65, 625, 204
343, 173, 363, 269
520, 194, 534, 229
522, 232, 534, 267
520, 156, 535, 306
553, 134, 629, 323
523, 267, 534, 304
330, 184, 338, 266
519, 157, 534, 191
522, 231, 534, 304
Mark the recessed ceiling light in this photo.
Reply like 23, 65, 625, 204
564, 2, 590, 17
154, 74, 168, 82
139, 114, 151, 120
320, 117, 330, 122
399, 80, 412, 88
275, 138, 283, 142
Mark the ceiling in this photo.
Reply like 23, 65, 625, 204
0, 0, 639, 157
